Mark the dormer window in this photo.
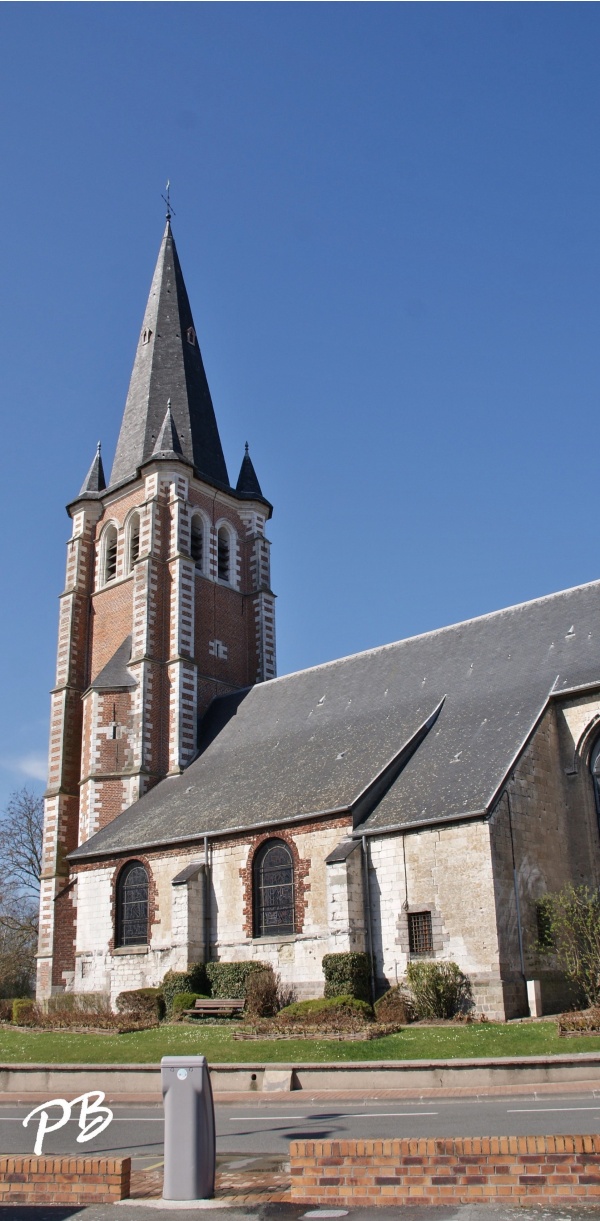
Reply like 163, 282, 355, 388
186, 327, 196, 346
142, 329, 152, 345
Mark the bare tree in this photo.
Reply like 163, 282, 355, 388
0, 788, 44, 997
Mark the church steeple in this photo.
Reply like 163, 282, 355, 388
110, 221, 230, 489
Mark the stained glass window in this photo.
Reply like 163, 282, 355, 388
116, 862, 149, 947
254, 840, 295, 937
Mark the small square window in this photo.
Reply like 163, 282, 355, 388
408, 910, 433, 956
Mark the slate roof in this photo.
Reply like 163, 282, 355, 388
77, 443, 106, 497
151, 403, 184, 461
89, 636, 136, 692
69, 579, 600, 862
109, 222, 230, 490
236, 444, 263, 498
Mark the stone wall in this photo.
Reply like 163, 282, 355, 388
72, 817, 352, 1003
490, 695, 600, 1017
366, 820, 504, 1016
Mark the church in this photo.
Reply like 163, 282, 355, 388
37, 217, 600, 1021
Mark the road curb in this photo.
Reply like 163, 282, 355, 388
1, 1054, 600, 1100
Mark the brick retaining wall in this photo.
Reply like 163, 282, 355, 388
0, 1156, 131, 1204
290, 1136, 600, 1207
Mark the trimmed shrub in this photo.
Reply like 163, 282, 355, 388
244, 968, 296, 1017
374, 986, 415, 1025
162, 966, 208, 1014
46, 993, 110, 1015
116, 988, 165, 1021
277, 995, 374, 1028
558, 1007, 600, 1034
205, 961, 268, 1000
171, 992, 205, 1020
12, 998, 36, 1026
322, 952, 372, 1003
406, 961, 471, 1019
0, 998, 14, 1023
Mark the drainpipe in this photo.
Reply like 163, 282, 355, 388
506, 789, 528, 1005
361, 836, 376, 1005
204, 835, 211, 964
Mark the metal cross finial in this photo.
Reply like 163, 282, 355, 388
161, 180, 176, 220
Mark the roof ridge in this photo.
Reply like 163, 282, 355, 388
262, 577, 600, 689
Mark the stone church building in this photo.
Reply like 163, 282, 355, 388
37, 219, 600, 1020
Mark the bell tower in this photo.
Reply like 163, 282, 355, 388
37, 219, 276, 997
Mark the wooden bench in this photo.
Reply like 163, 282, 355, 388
183, 998, 245, 1017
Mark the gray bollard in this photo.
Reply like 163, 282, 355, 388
161, 1055, 215, 1200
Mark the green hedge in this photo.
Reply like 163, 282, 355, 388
278, 995, 373, 1023
322, 952, 372, 1002
204, 961, 268, 999
116, 988, 165, 1020
12, 998, 36, 1025
162, 966, 208, 1014
406, 961, 471, 1019
162, 962, 270, 1012
171, 992, 205, 1018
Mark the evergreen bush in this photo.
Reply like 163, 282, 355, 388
276, 995, 373, 1030
12, 998, 36, 1025
116, 988, 165, 1020
406, 961, 471, 1019
322, 952, 372, 1002
204, 961, 268, 999
162, 966, 208, 1013
171, 992, 204, 1020
374, 985, 415, 1025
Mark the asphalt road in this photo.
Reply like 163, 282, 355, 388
3, 1092, 600, 1162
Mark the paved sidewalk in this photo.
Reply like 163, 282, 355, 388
3, 1076, 600, 1105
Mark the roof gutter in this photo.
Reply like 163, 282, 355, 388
68, 803, 352, 864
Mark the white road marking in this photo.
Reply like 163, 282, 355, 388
229, 1112, 438, 1121
507, 1106, 600, 1113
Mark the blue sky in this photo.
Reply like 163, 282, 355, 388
0, 2, 599, 809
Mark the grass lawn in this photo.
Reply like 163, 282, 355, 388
1, 1021, 600, 1064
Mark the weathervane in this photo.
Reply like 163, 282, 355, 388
161, 180, 176, 220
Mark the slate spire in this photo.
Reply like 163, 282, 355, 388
109, 221, 230, 489
236, 442, 263, 498
152, 400, 184, 459
79, 442, 106, 495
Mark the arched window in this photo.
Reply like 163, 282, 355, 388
116, 861, 149, 947
253, 839, 295, 937
128, 513, 140, 571
590, 737, 600, 823
217, 526, 230, 582
103, 524, 118, 585
190, 514, 204, 571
